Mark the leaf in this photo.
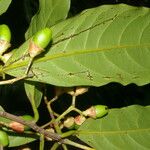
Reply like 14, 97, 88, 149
76, 105, 150, 149
25, 0, 71, 39
0, 0, 11, 15
24, 81, 43, 122
24, 81, 43, 108
2, 4, 150, 86
8, 132, 38, 147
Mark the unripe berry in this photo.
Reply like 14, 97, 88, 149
83, 105, 108, 119
32, 28, 52, 49
29, 28, 52, 58
0, 24, 11, 55
0, 130, 9, 147
0, 24, 11, 42
21, 115, 34, 131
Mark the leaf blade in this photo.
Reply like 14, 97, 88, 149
76, 105, 150, 149
3, 4, 150, 86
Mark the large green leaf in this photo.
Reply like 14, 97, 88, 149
2, 4, 150, 86
76, 105, 150, 149
25, 0, 70, 39
0, 0, 11, 15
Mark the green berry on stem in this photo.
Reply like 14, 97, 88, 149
29, 28, 52, 58
0, 24, 11, 42
83, 105, 108, 119
21, 115, 34, 131
0, 24, 11, 55
33, 28, 52, 49
0, 130, 9, 147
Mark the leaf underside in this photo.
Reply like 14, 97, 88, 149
76, 105, 150, 150
2, 4, 150, 87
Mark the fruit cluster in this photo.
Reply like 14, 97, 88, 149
63, 105, 109, 130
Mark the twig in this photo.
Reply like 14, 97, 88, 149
39, 134, 44, 150
0, 111, 61, 141
51, 142, 60, 150
0, 75, 28, 85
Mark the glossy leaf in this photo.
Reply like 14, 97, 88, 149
0, 0, 11, 15
2, 4, 150, 86
25, 0, 70, 39
76, 105, 150, 149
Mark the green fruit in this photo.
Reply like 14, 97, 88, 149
32, 28, 52, 49
94, 105, 108, 118
0, 24, 11, 42
0, 24, 11, 55
0, 130, 9, 147
22, 115, 34, 130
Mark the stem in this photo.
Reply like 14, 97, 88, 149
0, 75, 28, 85
0, 111, 61, 141
29, 92, 39, 122
61, 130, 76, 138
44, 96, 62, 134
74, 108, 83, 115
72, 95, 76, 106
55, 106, 74, 122
63, 139, 95, 150
39, 134, 44, 150
62, 144, 68, 150
25, 57, 34, 75
0, 145, 3, 150
51, 143, 60, 150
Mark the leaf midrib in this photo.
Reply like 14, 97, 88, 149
77, 127, 150, 136
2, 43, 150, 73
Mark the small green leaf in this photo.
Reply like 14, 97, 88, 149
8, 133, 38, 147
24, 82, 43, 108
